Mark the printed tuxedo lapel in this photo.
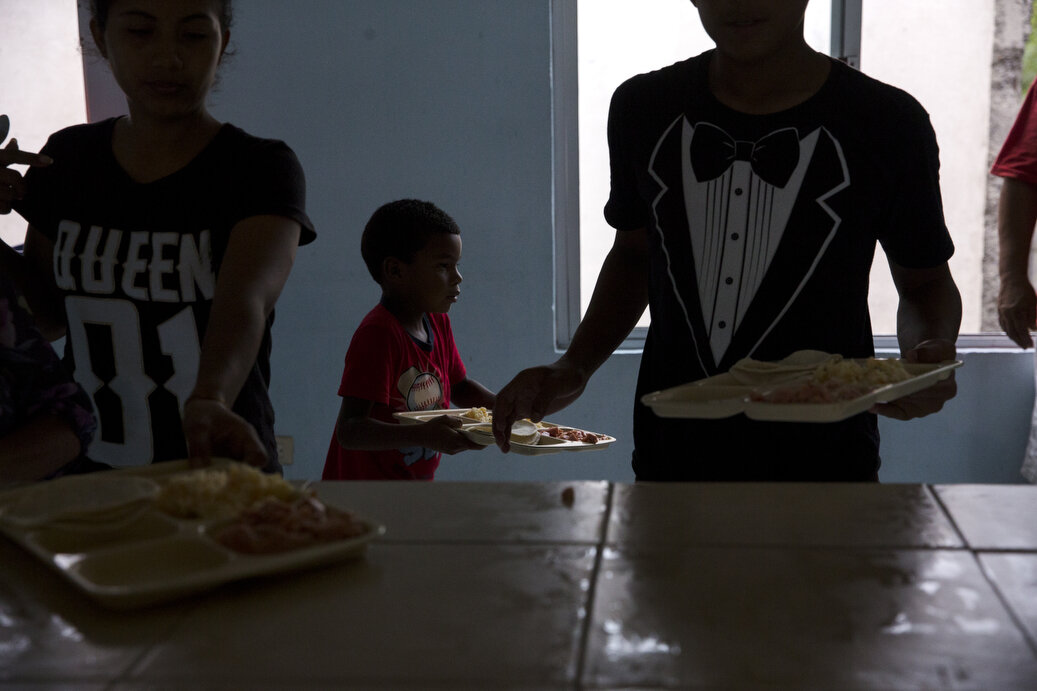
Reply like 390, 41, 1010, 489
648, 119, 849, 374
647, 115, 716, 374
719, 127, 849, 369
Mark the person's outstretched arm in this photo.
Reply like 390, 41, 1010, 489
451, 378, 496, 409
491, 227, 649, 450
872, 260, 961, 421
182, 215, 301, 467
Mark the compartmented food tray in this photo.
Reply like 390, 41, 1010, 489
393, 408, 493, 425
641, 359, 963, 423
393, 408, 616, 455
0, 461, 385, 609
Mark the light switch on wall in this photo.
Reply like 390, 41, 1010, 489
276, 436, 294, 465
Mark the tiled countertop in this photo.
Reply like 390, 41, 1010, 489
2, 481, 1036, 689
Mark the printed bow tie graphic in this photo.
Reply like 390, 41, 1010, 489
690, 123, 800, 188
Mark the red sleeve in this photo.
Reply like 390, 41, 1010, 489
992, 80, 1037, 185
337, 319, 399, 405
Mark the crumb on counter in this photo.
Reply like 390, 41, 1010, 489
561, 486, 575, 507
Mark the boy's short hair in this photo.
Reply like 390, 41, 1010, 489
361, 199, 461, 284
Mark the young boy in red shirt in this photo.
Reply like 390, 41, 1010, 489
322, 199, 495, 480
992, 78, 1037, 482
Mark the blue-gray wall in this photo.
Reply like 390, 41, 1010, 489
82, 1, 1034, 484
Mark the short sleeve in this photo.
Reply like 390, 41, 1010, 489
337, 322, 399, 405
874, 98, 955, 269
991, 80, 1037, 186
14, 126, 89, 241
603, 78, 651, 232
239, 139, 316, 246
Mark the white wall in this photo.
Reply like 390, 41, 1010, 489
861, 0, 995, 334
72, 1, 1034, 484
576, 1, 832, 326
0, 0, 86, 247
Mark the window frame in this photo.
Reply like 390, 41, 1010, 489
550, 0, 1006, 353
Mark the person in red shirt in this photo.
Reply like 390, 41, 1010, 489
992, 77, 1037, 483
994, 79, 1037, 348
322, 199, 495, 480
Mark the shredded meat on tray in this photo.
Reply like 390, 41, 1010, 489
540, 426, 603, 443
214, 496, 368, 554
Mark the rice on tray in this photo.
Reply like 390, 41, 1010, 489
752, 357, 911, 404
155, 463, 303, 521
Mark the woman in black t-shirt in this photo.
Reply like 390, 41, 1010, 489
0, 0, 314, 473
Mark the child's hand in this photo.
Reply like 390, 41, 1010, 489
423, 414, 485, 454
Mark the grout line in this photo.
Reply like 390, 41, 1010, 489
970, 550, 1037, 657
927, 485, 1037, 657
597, 540, 968, 552
572, 481, 614, 690
106, 599, 199, 689
925, 483, 970, 548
